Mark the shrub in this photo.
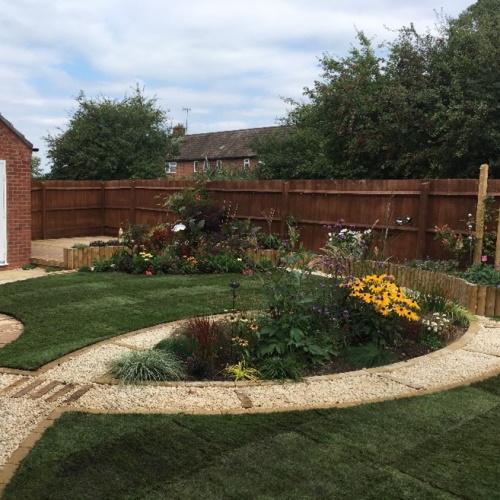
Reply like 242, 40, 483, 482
110, 349, 186, 383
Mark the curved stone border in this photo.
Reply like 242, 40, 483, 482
1, 317, 500, 494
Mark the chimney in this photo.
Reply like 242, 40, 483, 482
172, 123, 186, 137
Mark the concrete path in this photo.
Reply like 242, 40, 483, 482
31, 236, 111, 267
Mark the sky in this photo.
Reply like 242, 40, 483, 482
0, 0, 474, 172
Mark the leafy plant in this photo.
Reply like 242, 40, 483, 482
224, 361, 260, 381
258, 355, 304, 381
77, 265, 92, 273
110, 349, 186, 383
71, 243, 88, 249
462, 263, 500, 286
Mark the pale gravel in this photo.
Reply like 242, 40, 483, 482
0, 396, 56, 468
119, 323, 179, 349
386, 349, 500, 388
243, 374, 418, 408
0, 373, 22, 391
73, 384, 242, 412
464, 324, 500, 356
41, 344, 133, 383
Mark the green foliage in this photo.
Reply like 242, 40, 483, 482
77, 265, 92, 273
256, 270, 334, 362
419, 331, 443, 350
224, 361, 260, 381
463, 263, 500, 286
44, 266, 63, 273
46, 85, 177, 180
343, 343, 397, 368
404, 258, 459, 273
154, 336, 196, 360
31, 156, 45, 180
258, 355, 304, 380
252, 1, 500, 179
21, 263, 38, 270
71, 243, 88, 249
110, 349, 186, 383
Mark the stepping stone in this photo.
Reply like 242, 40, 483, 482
63, 384, 93, 403
29, 381, 61, 399
45, 383, 77, 402
11, 379, 45, 398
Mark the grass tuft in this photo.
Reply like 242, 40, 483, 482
110, 349, 186, 382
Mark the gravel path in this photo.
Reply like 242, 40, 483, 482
1, 316, 500, 476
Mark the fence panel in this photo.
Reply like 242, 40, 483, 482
31, 178, 500, 262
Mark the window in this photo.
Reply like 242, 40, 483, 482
166, 162, 177, 174
203, 158, 210, 170
243, 158, 250, 170
216, 160, 222, 170
193, 161, 199, 173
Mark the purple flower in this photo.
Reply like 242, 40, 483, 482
481, 255, 488, 263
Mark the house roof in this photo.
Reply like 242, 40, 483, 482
171, 126, 288, 161
0, 113, 36, 150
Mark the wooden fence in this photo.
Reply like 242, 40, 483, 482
31, 179, 500, 262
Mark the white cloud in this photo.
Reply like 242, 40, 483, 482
0, 0, 473, 171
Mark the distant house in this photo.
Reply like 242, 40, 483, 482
166, 125, 286, 177
0, 113, 36, 270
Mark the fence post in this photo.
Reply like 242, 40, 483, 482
417, 181, 430, 260
41, 181, 47, 240
280, 181, 290, 239
473, 164, 489, 264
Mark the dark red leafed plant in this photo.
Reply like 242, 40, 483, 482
184, 316, 228, 376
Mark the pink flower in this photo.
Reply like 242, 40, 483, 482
482, 255, 488, 263
145, 268, 153, 275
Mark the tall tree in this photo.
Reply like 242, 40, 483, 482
46, 86, 177, 180
254, 0, 500, 179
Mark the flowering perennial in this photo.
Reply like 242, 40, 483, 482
341, 274, 420, 321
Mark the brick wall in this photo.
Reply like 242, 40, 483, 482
167, 158, 259, 178
0, 120, 32, 269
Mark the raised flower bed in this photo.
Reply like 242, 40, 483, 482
64, 246, 122, 270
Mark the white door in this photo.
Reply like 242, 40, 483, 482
0, 160, 7, 265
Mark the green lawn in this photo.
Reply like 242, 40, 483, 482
4, 375, 500, 499
0, 273, 264, 369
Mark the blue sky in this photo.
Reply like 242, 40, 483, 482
0, 0, 473, 172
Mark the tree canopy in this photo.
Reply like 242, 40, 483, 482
46, 86, 177, 180
253, 0, 500, 179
